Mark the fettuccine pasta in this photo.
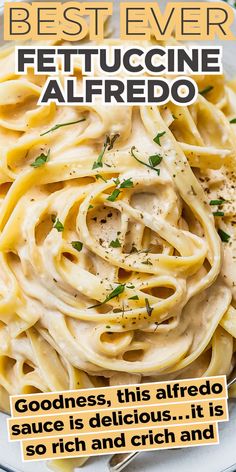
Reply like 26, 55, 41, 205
0, 40, 235, 469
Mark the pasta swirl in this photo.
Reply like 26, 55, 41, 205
0, 42, 235, 425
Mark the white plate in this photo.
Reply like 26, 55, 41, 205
0, 1, 236, 471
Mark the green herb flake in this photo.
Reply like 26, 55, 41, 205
71, 241, 83, 252
88, 284, 125, 309
120, 178, 133, 189
199, 85, 214, 96
191, 185, 197, 196
53, 218, 64, 232
230, 118, 236, 124
92, 134, 120, 170
40, 118, 86, 136
107, 133, 120, 150
213, 211, 224, 217
142, 258, 153, 266
104, 284, 125, 303
131, 147, 160, 175
145, 298, 153, 316
107, 188, 121, 202
129, 295, 139, 300
154, 321, 159, 332
218, 229, 230, 243
30, 150, 50, 168
153, 131, 166, 146
130, 245, 138, 253
95, 174, 107, 182
106, 325, 111, 329
149, 154, 162, 167
210, 199, 226, 206
109, 238, 121, 248
113, 178, 120, 186
92, 136, 109, 169
88, 205, 94, 210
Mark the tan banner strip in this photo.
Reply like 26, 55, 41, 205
8, 399, 228, 441
10, 376, 227, 417
4, 2, 235, 41
21, 422, 219, 461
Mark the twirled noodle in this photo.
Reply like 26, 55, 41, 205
0, 40, 235, 470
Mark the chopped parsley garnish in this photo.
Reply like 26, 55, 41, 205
106, 177, 133, 202
145, 298, 153, 316
71, 241, 83, 252
130, 245, 138, 253
113, 178, 120, 186
191, 185, 197, 196
108, 134, 120, 150
113, 177, 133, 189
88, 205, 94, 210
131, 147, 160, 175
230, 118, 236, 124
93, 136, 109, 170
210, 199, 226, 206
109, 238, 121, 248
95, 174, 107, 182
89, 284, 125, 309
149, 154, 162, 167
119, 178, 133, 189
218, 229, 230, 243
106, 325, 111, 329
52, 217, 64, 232
153, 131, 166, 145
30, 150, 50, 168
92, 134, 119, 169
199, 85, 214, 96
104, 284, 125, 302
142, 258, 153, 265
40, 118, 86, 136
107, 188, 121, 202
213, 211, 224, 217
129, 295, 139, 300
154, 321, 159, 332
